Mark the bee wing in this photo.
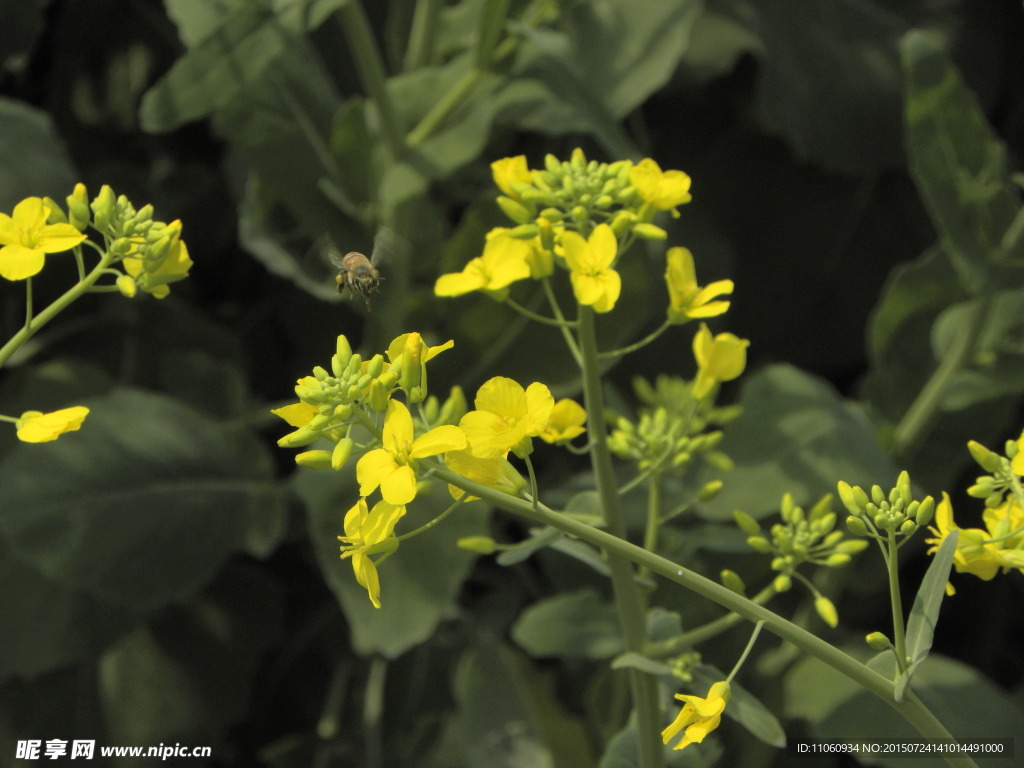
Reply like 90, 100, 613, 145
317, 234, 347, 269
370, 226, 408, 268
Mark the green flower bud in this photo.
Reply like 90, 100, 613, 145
984, 492, 1006, 509
345, 353, 363, 378
331, 437, 354, 470
966, 478, 994, 498
814, 595, 838, 628
439, 385, 468, 425
295, 450, 333, 470
368, 379, 389, 411
570, 147, 587, 169
91, 185, 116, 232
544, 154, 561, 176
834, 539, 869, 554
457, 536, 497, 554
570, 205, 588, 224
896, 470, 913, 506
496, 195, 534, 224
595, 194, 614, 209
899, 519, 918, 537
365, 354, 385, 379
42, 197, 68, 224
865, 631, 892, 651
632, 223, 667, 240
698, 480, 723, 501
824, 553, 851, 567
333, 404, 352, 420
312, 365, 330, 381
507, 223, 540, 239
308, 413, 332, 431
870, 485, 886, 506
815, 512, 837, 535
720, 570, 746, 595
66, 183, 90, 231
609, 211, 635, 237
116, 274, 137, 298
278, 426, 320, 448
915, 496, 935, 527
773, 574, 792, 592
539, 207, 563, 222
846, 515, 869, 536
746, 536, 773, 554
967, 440, 1003, 473
733, 510, 762, 536
837, 481, 862, 514
335, 335, 353, 366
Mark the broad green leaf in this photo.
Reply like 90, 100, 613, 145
901, 30, 1024, 291
785, 650, 1024, 768
297, 471, 488, 658
431, 641, 595, 768
754, 0, 957, 174
511, 589, 623, 659
702, 365, 896, 519
677, 3, 760, 84
0, 98, 77, 211
0, 389, 286, 613
898, 530, 958, 700
690, 664, 786, 748
99, 565, 283, 748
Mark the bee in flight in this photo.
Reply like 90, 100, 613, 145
323, 228, 394, 311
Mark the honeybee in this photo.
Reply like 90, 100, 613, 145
323, 229, 392, 311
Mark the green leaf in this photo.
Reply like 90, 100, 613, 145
898, 530, 958, 700
297, 472, 488, 658
0, 389, 285, 613
900, 30, 1024, 291
785, 650, 1024, 768
511, 589, 624, 660
0, 98, 78, 211
690, 664, 786, 748
701, 365, 897, 519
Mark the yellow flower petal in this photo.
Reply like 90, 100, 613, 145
460, 410, 521, 459
37, 223, 90, 253
435, 264, 487, 296
15, 406, 90, 443
410, 424, 467, 458
0, 243, 46, 280
356, 448, 401, 497
380, 464, 418, 505
271, 402, 319, 428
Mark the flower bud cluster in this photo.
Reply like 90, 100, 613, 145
608, 407, 723, 473
965, 438, 1023, 509
837, 471, 935, 539
737, 494, 868, 588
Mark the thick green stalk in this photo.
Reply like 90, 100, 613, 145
885, 532, 908, 672
334, 2, 406, 157
403, 0, 443, 71
577, 306, 663, 768
428, 464, 977, 768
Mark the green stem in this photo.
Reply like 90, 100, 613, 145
885, 530, 908, 672
645, 586, 777, 657
638, 475, 661, 583
726, 621, 764, 682
406, 68, 486, 148
577, 306, 663, 768
334, 2, 406, 157
427, 464, 976, 768
403, 0, 443, 71
891, 296, 991, 459
598, 319, 671, 360
0, 247, 112, 370
542, 278, 582, 365
504, 296, 577, 328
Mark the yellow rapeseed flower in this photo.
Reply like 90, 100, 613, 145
338, 497, 406, 608
434, 228, 532, 298
444, 447, 527, 501
0, 197, 87, 280
665, 247, 734, 323
539, 398, 587, 444
692, 323, 749, 398
15, 406, 90, 443
357, 400, 467, 504
491, 155, 532, 200
460, 376, 554, 459
662, 681, 731, 751
629, 158, 692, 213
561, 224, 621, 313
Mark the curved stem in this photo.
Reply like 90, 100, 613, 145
504, 296, 577, 328
542, 278, 582, 365
598, 319, 672, 360
577, 306, 663, 768
427, 463, 977, 767
645, 585, 778, 657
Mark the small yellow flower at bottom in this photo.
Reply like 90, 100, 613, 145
692, 323, 749, 398
15, 406, 90, 443
662, 681, 731, 751
338, 497, 406, 609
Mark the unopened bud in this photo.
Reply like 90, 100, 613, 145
967, 440, 1003, 473
814, 595, 838, 628
865, 631, 892, 651
295, 450, 333, 470
720, 570, 745, 595
457, 536, 497, 554
331, 438, 354, 470
733, 510, 761, 536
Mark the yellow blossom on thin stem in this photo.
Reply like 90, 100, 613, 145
434, 228, 532, 298
14, 406, 90, 443
460, 376, 554, 459
338, 497, 406, 608
925, 493, 1024, 593
692, 323, 750, 398
561, 224, 621, 313
629, 158, 693, 214
665, 247, 734, 323
661, 681, 731, 751
539, 398, 587, 444
357, 400, 466, 505
0, 197, 87, 280
444, 447, 527, 501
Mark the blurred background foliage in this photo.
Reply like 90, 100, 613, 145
1, 0, 1023, 766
